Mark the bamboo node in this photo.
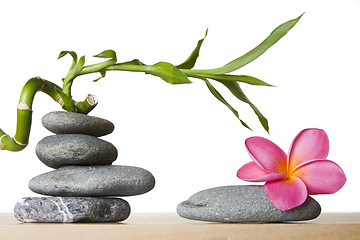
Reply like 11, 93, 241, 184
34, 76, 44, 81
36, 76, 46, 91
17, 101, 32, 111
56, 96, 64, 106
13, 138, 28, 147
0, 134, 8, 150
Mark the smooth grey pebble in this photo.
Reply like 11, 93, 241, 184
42, 111, 114, 137
29, 165, 155, 197
36, 134, 118, 168
177, 185, 321, 223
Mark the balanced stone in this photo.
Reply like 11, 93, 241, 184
29, 165, 156, 197
42, 111, 114, 137
14, 197, 130, 223
177, 185, 321, 223
36, 134, 118, 168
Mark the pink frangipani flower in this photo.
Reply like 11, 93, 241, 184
237, 128, 346, 211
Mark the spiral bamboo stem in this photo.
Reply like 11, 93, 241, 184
0, 77, 97, 151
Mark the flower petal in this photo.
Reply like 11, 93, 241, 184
291, 159, 346, 195
237, 162, 286, 182
245, 137, 287, 174
288, 128, 329, 172
264, 176, 308, 211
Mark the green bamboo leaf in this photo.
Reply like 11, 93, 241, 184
65, 56, 85, 80
218, 80, 269, 133
117, 59, 145, 66
93, 49, 117, 60
203, 74, 273, 86
58, 51, 77, 60
80, 50, 117, 76
189, 14, 303, 74
204, 79, 251, 130
186, 72, 274, 86
58, 51, 78, 71
148, 62, 192, 84
105, 59, 150, 72
93, 70, 106, 82
54, 88, 76, 112
63, 56, 85, 94
176, 29, 208, 69
81, 58, 117, 75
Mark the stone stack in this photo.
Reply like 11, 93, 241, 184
14, 111, 155, 223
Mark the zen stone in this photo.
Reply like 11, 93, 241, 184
14, 197, 130, 223
29, 165, 156, 197
42, 111, 114, 137
177, 185, 321, 223
36, 134, 118, 168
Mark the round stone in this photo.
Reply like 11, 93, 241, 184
14, 197, 130, 223
177, 185, 321, 223
36, 134, 118, 169
42, 111, 114, 137
29, 165, 156, 197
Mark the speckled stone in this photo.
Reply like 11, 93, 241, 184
29, 165, 155, 197
14, 197, 130, 223
177, 185, 321, 223
36, 134, 118, 168
42, 111, 114, 137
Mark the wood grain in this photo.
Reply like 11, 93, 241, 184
0, 213, 359, 240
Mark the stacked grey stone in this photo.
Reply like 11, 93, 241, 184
14, 111, 155, 223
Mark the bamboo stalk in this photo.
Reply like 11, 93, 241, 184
0, 15, 302, 152
0, 77, 97, 151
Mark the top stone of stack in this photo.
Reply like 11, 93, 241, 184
42, 111, 114, 137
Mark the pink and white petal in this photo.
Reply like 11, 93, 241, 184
291, 159, 346, 195
237, 162, 286, 182
288, 129, 329, 172
245, 137, 287, 174
264, 176, 308, 211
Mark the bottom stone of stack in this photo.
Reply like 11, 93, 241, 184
14, 197, 130, 223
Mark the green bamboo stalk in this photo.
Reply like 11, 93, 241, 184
0, 77, 97, 151
1, 14, 302, 152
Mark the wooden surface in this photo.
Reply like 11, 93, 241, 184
0, 213, 359, 240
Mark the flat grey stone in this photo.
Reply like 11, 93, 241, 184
36, 134, 118, 169
29, 165, 155, 197
42, 111, 114, 137
177, 185, 321, 223
14, 197, 130, 223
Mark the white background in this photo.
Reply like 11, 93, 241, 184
0, 0, 359, 213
